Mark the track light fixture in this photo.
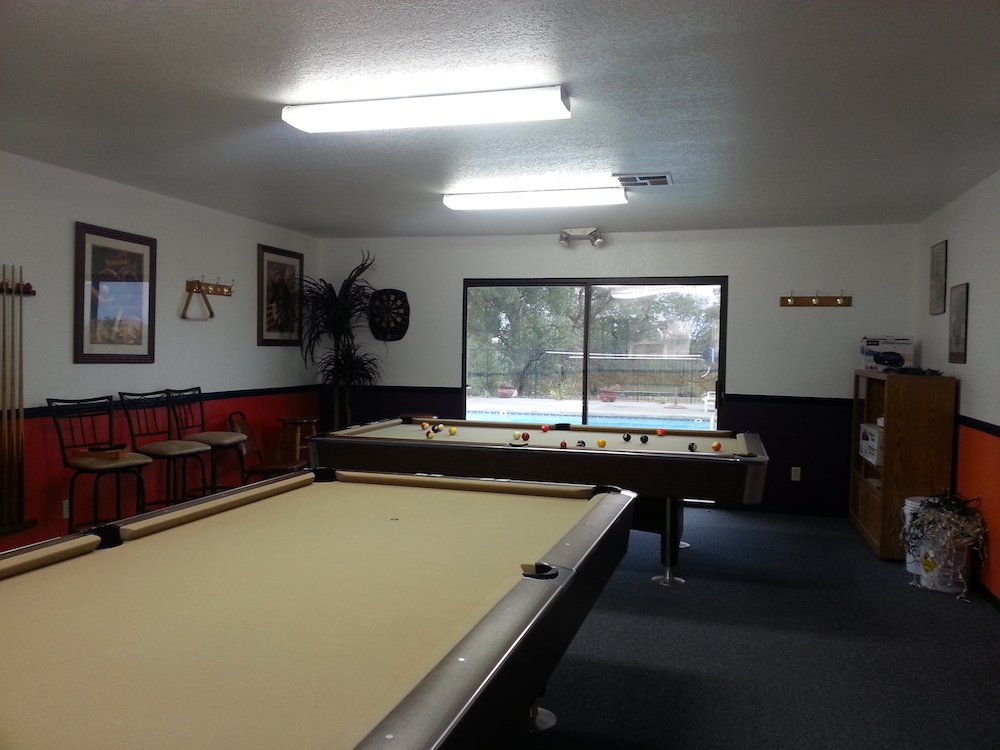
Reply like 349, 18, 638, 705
558, 227, 605, 247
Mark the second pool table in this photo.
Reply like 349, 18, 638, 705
311, 417, 768, 583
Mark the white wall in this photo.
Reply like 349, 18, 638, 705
321, 223, 917, 399
917, 169, 1000, 423
1, 151, 320, 407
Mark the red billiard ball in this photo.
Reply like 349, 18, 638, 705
541, 424, 550, 432
712, 441, 722, 451
559, 441, 567, 449
656, 428, 666, 436
521, 432, 530, 441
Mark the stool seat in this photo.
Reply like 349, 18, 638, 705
134, 440, 211, 459
184, 431, 248, 448
67, 452, 153, 472
275, 417, 318, 464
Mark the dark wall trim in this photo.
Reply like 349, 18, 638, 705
958, 414, 1000, 438
23, 383, 321, 420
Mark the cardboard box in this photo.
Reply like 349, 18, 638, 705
860, 336, 914, 371
859, 423, 884, 466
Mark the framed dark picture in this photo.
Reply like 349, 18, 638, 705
929, 240, 947, 315
948, 283, 968, 364
257, 244, 302, 346
74, 222, 156, 363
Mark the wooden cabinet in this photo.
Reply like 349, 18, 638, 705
849, 370, 956, 559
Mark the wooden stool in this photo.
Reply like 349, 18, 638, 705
275, 418, 318, 463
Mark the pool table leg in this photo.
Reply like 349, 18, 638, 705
652, 498, 685, 586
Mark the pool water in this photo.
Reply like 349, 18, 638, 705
466, 411, 714, 431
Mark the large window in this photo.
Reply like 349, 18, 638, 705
464, 277, 725, 430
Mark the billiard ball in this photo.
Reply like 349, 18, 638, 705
420, 422, 429, 430
712, 441, 722, 451
688, 442, 697, 452
640, 435, 649, 444
449, 426, 458, 435
559, 441, 568, 449
541, 424, 550, 432
597, 439, 607, 448
521, 432, 530, 441
656, 428, 666, 436
432, 424, 443, 432
513, 431, 522, 440
425, 430, 434, 439
576, 440, 586, 447
622, 433, 631, 442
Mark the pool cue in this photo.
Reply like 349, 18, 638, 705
13, 265, 24, 520
1, 265, 9, 525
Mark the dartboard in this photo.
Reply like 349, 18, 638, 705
368, 288, 410, 341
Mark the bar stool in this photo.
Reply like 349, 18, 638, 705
119, 390, 209, 507
167, 387, 247, 494
47, 395, 153, 532
228, 411, 308, 483
275, 417, 318, 464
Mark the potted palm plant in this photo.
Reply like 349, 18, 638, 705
902, 490, 987, 599
298, 251, 381, 429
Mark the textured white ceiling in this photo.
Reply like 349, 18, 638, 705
2, 0, 999, 238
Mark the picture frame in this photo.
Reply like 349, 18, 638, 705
74, 222, 156, 364
929, 240, 947, 315
257, 244, 302, 346
948, 283, 968, 364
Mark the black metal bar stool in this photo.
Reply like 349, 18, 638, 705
167, 387, 247, 494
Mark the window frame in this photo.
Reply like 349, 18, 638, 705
462, 275, 729, 424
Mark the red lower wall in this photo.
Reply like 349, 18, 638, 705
955, 424, 1000, 599
2, 389, 319, 553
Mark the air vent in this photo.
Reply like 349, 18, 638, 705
614, 173, 673, 187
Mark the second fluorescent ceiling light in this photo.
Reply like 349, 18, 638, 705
282, 85, 570, 132
444, 187, 627, 210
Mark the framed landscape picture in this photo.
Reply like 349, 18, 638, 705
74, 222, 156, 363
929, 240, 947, 315
257, 244, 302, 346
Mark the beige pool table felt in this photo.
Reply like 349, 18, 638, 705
0, 474, 599, 749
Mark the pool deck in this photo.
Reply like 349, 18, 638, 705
467, 395, 717, 425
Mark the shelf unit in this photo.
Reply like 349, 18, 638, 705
849, 370, 957, 559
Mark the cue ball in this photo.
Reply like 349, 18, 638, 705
513, 431, 522, 439
688, 442, 697, 452
560, 441, 567, 448
712, 441, 722, 451
597, 439, 607, 448
656, 428, 666, 436
521, 432, 530, 441
449, 426, 457, 435
541, 424, 550, 432
640, 435, 649, 443
623, 433, 631, 442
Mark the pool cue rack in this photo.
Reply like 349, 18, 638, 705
181, 278, 233, 320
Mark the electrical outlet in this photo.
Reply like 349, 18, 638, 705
790, 467, 801, 482
61, 499, 70, 519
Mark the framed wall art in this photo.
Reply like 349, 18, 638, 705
257, 244, 302, 346
948, 282, 968, 364
929, 240, 947, 315
74, 222, 156, 364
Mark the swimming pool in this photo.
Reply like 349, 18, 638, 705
466, 411, 715, 431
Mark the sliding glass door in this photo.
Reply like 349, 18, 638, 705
464, 277, 725, 430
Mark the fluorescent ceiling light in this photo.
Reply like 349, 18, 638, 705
282, 85, 570, 133
443, 187, 627, 210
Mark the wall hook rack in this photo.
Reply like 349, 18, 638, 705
182, 278, 234, 320
780, 290, 852, 307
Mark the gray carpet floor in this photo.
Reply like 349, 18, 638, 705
511, 506, 1000, 750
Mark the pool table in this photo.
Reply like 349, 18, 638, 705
0, 470, 634, 750
311, 417, 768, 584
